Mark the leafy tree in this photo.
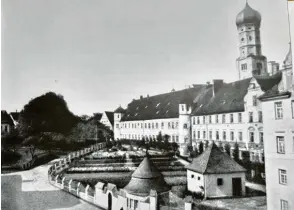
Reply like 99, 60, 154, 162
157, 132, 163, 144
2, 129, 23, 152
199, 141, 204, 155
205, 140, 209, 149
19, 92, 79, 137
225, 143, 231, 156
233, 142, 240, 162
23, 135, 42, 159
163, 134, 170, 151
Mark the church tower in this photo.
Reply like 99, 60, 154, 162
236, 2, 268, 80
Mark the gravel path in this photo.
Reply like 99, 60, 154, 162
1, 160, 102, 210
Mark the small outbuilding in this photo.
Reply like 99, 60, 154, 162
186, 143, 246, 198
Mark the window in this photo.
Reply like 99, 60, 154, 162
241, 63, 247, 70
230, 131, 234, 141
260, 132, 263, 143
249, 36, 252, 41
223, 131, 226, 140
198, 176, 201, 180
156, 123, 158, 129
193, 131, 196, 139
258, 111, 263, 122
209, 116, 212, 123
148, 123, 151, 129
238, 113, 242, 123
203, 116, 206, 124
277, 136, 285, 154
239, 131, 243, 141
281, 199, 289, 210
191, 174, 194, 178
176, 122, 179, 128
253, 95, 257, 106
230, 114, 234, 123
279, 169, 287, 184
217, 178, 223, 186
168, 122, 171, 129
203, 131, 206, 139
161, 122, 164, 129
257, 63, 262, 70
222, 114, 226, 123
193, 117, 195, 125
216, 131, 219, 140
209, 131, 212, 140
216, 115, 219, 123
116, 124, 119, 128
134, 200, 138, 209
250, 132, 254, 143
241, 38, 244, 42
172, 122, 175, 129
291, 100, 294, 119
249, 112, 253, 122
176, 136, 179, 142
183, 124, 188, 129
198, 131, 200, 139
197, 117, 200, 124
182, 105, 185, 111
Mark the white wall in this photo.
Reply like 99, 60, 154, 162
100, 112, 113, 131
204, 173, 246, 198
116, 118, 179, 142
187, 170, 204, 193
261, 96, 294, 210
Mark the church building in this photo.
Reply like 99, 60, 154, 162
113, 2, 290, 161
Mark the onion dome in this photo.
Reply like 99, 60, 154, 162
124, 156, 170, 196
236, 3, 261, 27
254, 71, 282, 92
114, 105, 125, 113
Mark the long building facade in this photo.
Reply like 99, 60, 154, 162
113, 2, 289, 161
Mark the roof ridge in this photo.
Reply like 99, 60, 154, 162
202, 143, 214, 173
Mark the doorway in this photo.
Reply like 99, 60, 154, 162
108, 193, 112, 210
232, 177, 242, 196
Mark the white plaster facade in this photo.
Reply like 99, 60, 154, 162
260, 89, 294, 210
187, 169, 246, 198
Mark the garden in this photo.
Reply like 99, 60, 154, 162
60, 147, 188, 196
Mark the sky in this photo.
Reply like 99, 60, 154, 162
1, 0, 291, 116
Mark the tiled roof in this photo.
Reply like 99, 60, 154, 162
186, 143, 246, 174
114, 106, 125, 113
105, 111, 114, 126
1, 110, 14, 125
121, 86, 207, 121
192, 78, 252, 116
124, 156, 170, 196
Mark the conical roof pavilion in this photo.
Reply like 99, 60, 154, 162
124, 156, 170, 197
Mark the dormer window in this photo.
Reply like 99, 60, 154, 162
156, 103, 161, 107
145, 105, 148, 108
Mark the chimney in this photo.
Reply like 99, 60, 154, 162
147, 94, 150, 99
140, 95, 143, 100
213, 79, 224, 97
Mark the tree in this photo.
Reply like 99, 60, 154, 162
205, 140, 209, 149
233, 142, 240, 162
225, 143, 231, 156
157, 132, 163, 144
2, 129, 23, 152
19, 92, 79, 137
199, 141, 204, 155
23, 135, 42, 159
163, 134, 170, 151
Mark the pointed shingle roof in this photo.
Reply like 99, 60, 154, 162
105, 111, 114, 126
186, 143, 246, 174
124, 156, 170, 196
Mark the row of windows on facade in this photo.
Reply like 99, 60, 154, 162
117, 121, 179, 129
127, 198, 138, 209
192, 111, 262, 125
275, 100, 294, 120
193, 130, 263, 143
120, 134, 179, 142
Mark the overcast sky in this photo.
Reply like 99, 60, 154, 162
1, 0, 291, 115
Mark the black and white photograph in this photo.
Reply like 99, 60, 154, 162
1, 0, 294, 209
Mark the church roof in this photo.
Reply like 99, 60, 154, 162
121, 85, 207, 121
186, 143, 246, 174
254, 71, 282, 92
124, 156, 170, 196
236, 3, 261, 27
192, 78, 252, 116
